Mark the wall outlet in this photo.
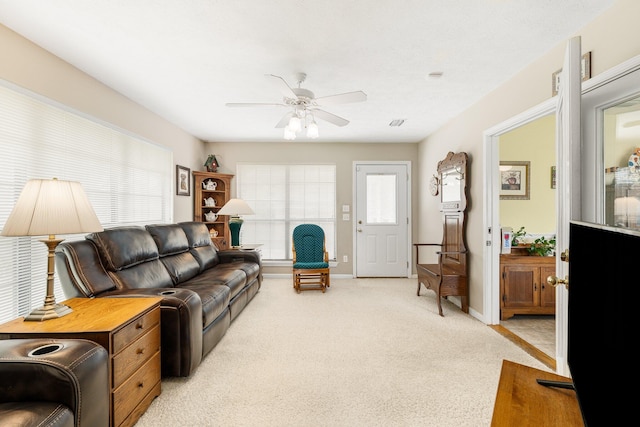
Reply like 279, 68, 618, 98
343, 255, 348, 263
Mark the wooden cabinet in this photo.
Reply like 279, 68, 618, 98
0, 297, 162, 427
500, 255, 555, 320
193, 171, 234, 250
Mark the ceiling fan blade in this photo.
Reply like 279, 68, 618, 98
310, 109, 350, 127
275, 111, 294, 128
314, 91, 367, 106
225, 102, 286, 108
266, 74, 298, 99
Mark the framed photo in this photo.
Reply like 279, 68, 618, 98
551, 166, 557, 189
500, 161, 530, 200
176, 165, 191, 196
551, 52, 592, 96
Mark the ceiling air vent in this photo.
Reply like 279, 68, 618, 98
389, 119, 405, 127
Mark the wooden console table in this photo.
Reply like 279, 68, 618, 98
0, 297, 162, 427
491, 360, 583, 426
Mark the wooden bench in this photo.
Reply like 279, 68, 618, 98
415, 152, 469, 316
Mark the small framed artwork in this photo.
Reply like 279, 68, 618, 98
551, 166, 557, 189
500, 161, 530, 200
552, 52, 592, 96
176, 165, 191, 196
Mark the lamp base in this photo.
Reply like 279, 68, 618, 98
229, 216, 244, 248
24, 303, 73, 322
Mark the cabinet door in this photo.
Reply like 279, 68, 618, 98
539, 265, 556, 309
502, 265, 540, 308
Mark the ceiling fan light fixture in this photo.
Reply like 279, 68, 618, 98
288, 115, 302, 132
284, 126, 296, 140
307, 120, 319, 139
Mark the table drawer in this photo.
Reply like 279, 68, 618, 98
112, 325, 160, 388
113, 351, 161, 427
113, 307, 160, 354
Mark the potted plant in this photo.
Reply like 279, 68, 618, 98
527, 235, 556, 256
511, 226, 527, 246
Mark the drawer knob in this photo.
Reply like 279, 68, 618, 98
136, 323, 144, 329
138, 382, 144, 388
136, 348, 144, 355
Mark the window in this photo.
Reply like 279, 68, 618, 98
0, 81, 172, 323
236, 164, 336, 261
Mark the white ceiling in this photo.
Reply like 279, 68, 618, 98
0, 0, 615, 144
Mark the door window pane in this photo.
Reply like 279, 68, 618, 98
366, 174, 397, 224
603, 94, 640, 230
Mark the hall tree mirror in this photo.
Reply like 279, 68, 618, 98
603, 94, 640, 230
498, 114, 557, 360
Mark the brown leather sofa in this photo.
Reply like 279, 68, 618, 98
0, 338, 109, 427
55, 221, 262, 377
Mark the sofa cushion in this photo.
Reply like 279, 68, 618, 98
177, 283, 230, 328
158, 252, 201, 285
146, 224, 201, 284
56, 240, 118, 297
179, 222, 220, 270
182, 266, 247, 299
145, 224, 190, 256
87, 226, 159, 271
110, 259, 174, 289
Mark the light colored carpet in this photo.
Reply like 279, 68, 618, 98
135, 278, 549, 427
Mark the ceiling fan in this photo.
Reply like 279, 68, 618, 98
225, 72, 367, 139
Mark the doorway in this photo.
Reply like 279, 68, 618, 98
353, 161, 411, 277
485, 53, 640, 373
498, 114, 557, 360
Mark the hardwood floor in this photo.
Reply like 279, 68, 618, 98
490, 315, 556, 371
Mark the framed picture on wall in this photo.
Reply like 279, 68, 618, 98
176, 165, 191, 196
499, 161, 530, 200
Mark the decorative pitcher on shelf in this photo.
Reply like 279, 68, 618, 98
202, 180, 217, 190
204, 211, 218, 222
204, 197, 216, 207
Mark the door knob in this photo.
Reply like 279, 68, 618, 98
560, 249, 569, 262
357, 228, 362, 232
547, 275, 569, 290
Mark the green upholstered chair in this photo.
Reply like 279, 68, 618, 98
292, 224, 330, 293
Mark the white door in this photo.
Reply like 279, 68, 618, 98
354, 162, 410, 277
554, 36, 582, 376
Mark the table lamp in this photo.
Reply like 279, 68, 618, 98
0, 178, 103, 321
217, 198, 254, 248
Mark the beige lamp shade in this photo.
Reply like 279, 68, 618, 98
1, 178, 103, 321
217, 198, 255, 216
1, 178, 103, 237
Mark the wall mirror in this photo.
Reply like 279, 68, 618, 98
438, 152, 467, 212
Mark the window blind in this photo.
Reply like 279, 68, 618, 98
0, 81, 172, 323
236, 163, 336, 261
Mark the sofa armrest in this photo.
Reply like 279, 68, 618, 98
0, 338, 109, 427
99, 288, 204, 377
217, 249, 261, 267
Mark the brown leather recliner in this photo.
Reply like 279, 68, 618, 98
0, 338, 109, 427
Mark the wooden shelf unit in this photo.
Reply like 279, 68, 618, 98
500, 254, 555, 320
193, 171, 234, 250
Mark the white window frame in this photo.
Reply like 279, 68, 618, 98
235, 163, 336, 262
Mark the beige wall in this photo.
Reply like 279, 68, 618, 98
207, 141, 419, 275
418, 0, 640, 317
0, 23, 204, 222
499, 115, 556, 235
